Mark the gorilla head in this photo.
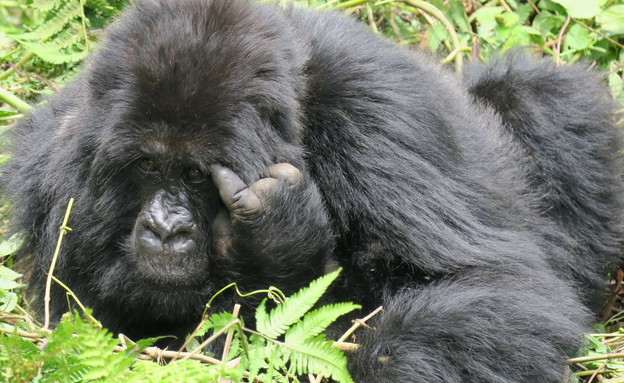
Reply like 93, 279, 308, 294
5, 0, 623, 381
6, 0, 332, 335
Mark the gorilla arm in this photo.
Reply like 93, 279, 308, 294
209, 163, 335, 290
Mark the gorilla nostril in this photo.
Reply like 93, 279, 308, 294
171, 230, 191, 241
142, 224, 157, 236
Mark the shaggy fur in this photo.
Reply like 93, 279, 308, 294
3, 0, 623, 381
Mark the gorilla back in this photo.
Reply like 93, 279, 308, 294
4, 0, 622, 382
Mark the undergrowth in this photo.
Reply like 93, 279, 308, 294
0, 263, 363, 382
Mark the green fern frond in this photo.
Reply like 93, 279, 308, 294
16, 40, 88, 64
129, 359, 241, 383
18, 0, 83, 42
41, 311, 140, 382
284, 335, 354, 383
243, 333, 268, 383
35, 23, 87, 51
256, 268, 342, 339
29, 0, 62, 12
197, 311, 240, 337
255, 297, 269, 334
85, 0, 120, 15
285, 302, 360, 344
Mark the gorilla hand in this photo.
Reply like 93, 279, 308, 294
211, 163, 302, 217
209, 164, 333, 279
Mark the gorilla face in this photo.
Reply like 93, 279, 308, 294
127, 153, 218, 286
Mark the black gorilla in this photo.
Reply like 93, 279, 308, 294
3, 0, 623, 382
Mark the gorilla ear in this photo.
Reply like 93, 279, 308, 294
264, 107, 301, 144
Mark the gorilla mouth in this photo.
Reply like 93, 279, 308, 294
135, 257, 209, 288
130, 221, 211, 287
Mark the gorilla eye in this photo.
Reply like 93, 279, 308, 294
137, 158, 157, 173
186, 167, 207, 183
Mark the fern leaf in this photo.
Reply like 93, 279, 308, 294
129, 359, 238, 383
284, 335, 354, 383
17, 0, 83, 41
85, 0, 120, 15
17, 40, 88, 64
263, 344, 280, 383
285, 302, 360, 344
29, 0, 61, 13
255, 298, 269, 332
256, 268, 342, 339
196, 311, 240, 337
36, 24, 88, 52
243, 334, 267, 383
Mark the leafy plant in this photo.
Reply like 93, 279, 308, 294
0, 268, 361, 382
188, 268, 360, 383
12, 0, 126, 65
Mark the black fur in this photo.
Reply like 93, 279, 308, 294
3, 0, 623, 381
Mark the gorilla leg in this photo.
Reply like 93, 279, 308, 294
348, 264, 588, 383
465, 55, 624, 306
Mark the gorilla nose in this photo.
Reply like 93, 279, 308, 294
138, 212, 199, 254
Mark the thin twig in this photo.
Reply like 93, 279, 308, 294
43, 198, 74, 331
526, 0, 540, 14
587, 358, 609, 383
338, 306, 383, 342
498, 0, 512, 13
141, 346, 223, 365
221, 304, 241, 361
569, 352, 624, 364
172, 316, 208, 361
183, 320, 241, 361
310, 307, 383, 383
0, 326, 45, 340
335, 0, 464, 71
572, 17, 624, 50
554, 16, 571, 66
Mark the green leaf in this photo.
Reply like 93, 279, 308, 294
608, 72, 624, 105
0, 266, 23, 290
185, 337, 201, 353
285, 303, 360, 345
551, 0, 601, 19
285, 335, 354, 383
447, 0, 470, 33
256, 269, 342, 339
17, 0, 83, 41
533, 12, 566, 38
427, 22, 449, 53
472, 6, 504, 24
0, 292, 19, 312
597, 5, 624, 34
0, 235, 24, 257
585, 334, 609, 353
197, 311, 240, 338
243, 334, 267, 383
564, 23, 592, 51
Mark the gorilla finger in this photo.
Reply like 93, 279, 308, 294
210, 164, 262, 214
212, 208, 233, 256
250, 177, 280, 201
210, 164, 248, 205
267, 163, 302, 187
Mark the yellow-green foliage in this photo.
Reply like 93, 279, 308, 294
0, 269, 360, 382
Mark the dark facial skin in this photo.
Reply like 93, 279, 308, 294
130, 156, 218, 286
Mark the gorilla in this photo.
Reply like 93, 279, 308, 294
3, 0, 623, 382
